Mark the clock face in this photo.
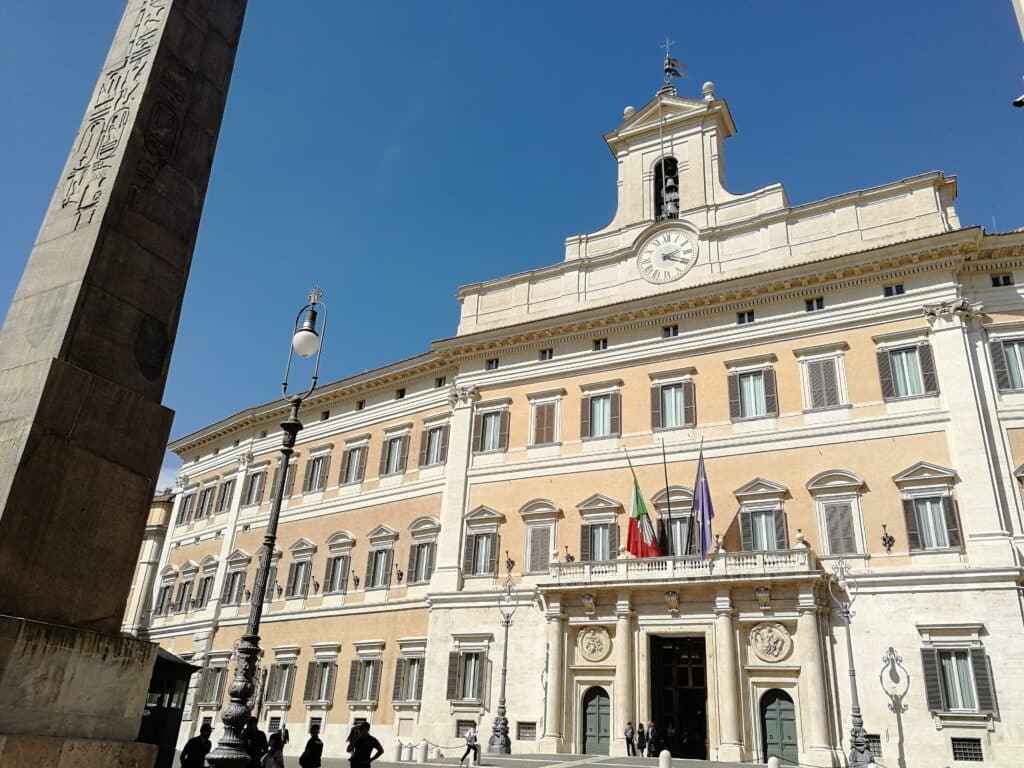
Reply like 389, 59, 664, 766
636, 228, 698, 284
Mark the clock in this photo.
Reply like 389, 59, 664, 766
636, 227, 698, 284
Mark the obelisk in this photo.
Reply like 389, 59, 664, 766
0, 1, 246, 764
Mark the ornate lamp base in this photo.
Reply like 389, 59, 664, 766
487, 713, 511, 754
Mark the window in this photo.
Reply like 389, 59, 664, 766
435, 376, 447, 388
473, 409, 508, 453
194, 573, 216, 609
173, 578, 194, 612
340, 445, 367, 485
539, 348, 554, 361
347, 659, 382, 703
215, 479, 235, 514
456, 720, 476, 737
285, 559, 312, 598
324, 553, 350, 594
805, 297, 825, 312
419, 425, 449, 467
654, 157, 679, 219
177, 493, 196, 525
804, 357, 843, 410
196, 486, 216, 520
355, 399, 365, 411
883, 283, 905, 297
991, 273, 1014, 287
517, 722, 537, 741
221, 570, 247, 605
866, 735, 882, 760
737, 310, 754, 325
593, 338, 608, 351
241, 471, 266, 506
379, 435, 408, 477
734, 478, 789, 551
396, 388, 406, 400
939, 651, 977, 710
446, 652, 486, 700
951, 738, 984, 761
532, 401, 558, 445
154, 582, 174, 615
877, 343, 939, 399
904, 496, 961, 550
651, 381, 695, 429
268, 716, 282, 733
303, 661, 337, 704
266, 663, 296, 704
197, 665, 228, 705
320, 410, 330, 421
463, 532, 498, 576
662, 324, 679, 338
728, 369, 778, 420
527, 524, 553, 572
485, 358, 499, 371
582, 392, 622, 438
271, 461, 298, 499
365, 548, 393, 589
921, 644, 996, 716
303, 453, 331, 493
407, 542, 436, 583
393, 657, 424, 702
744, 509, 784, 550
990, 338, 1024, 391
823, 502, 857, 554
581, 523, 617, 561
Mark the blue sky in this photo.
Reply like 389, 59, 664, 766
1, 2, 1022, 486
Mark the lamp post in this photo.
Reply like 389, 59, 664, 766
827, 557, 873, 766
208, 287, 328, 768
487, 553, 518, 754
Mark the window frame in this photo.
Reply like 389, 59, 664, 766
794, 343, 849, 412
873, 332, 939, 401
462, 506, 504, 577
303, 449, 332, 493
241, 467, 268, 507
340, 440, 368, 485
527, 389, 565, 447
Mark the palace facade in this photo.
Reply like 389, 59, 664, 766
126, 78, 1024, 767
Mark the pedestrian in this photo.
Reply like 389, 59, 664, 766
243, 717, 269, 768
636, 723, 647, 756
180, 723, 213, 768
624, 721, 635, 756
459, 721, 479, 767
299, 723, 324, 768
348, 721, 384, 768
281, 725, 290, 747
261, 732, 285, 768
646, 721, 658, 757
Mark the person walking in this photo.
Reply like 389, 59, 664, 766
299, 723, 324, 768
646, 721, 658, 757
280, 725, 290, 747
261, 732, 286, 768
636, 723, 647, 757
180, 723, 213, 768
348, 721, 384, 768
624, 722, 636, 756
459, 722, 480, 767
242, 717, 269, 768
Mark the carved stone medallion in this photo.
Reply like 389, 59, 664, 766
749, 622, 792, 663
577, 625, 612, 662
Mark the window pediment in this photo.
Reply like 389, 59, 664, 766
178, 559, 199, 575
576, 493, 623, 515
199, 555, 218, 569
408, 516, 441, 536
367, 524, 399, 544
733, 478, 789, 501
892, 461, 958, 488
160, 564, 178, 578
806, 469, 866, 496
651, 485, 694, 508
518, 499, 562, 521
465, 505, 505, 526
226, 548, 252, 565
327, 530, 355, 550
289, 537, 317, 555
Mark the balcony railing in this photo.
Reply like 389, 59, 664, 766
544, 548, 815, 585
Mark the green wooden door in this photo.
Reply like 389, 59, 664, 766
583, 687, 610, 755
761, 689, 798, 764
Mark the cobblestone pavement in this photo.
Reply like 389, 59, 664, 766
320, 755, 750, 768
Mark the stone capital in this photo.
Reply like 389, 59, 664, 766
448, 384, 479, 409
923, 297, 984, 329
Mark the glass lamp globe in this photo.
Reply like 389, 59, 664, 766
291, 327, 320, 358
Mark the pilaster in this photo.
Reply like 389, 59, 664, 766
713, 588, 743, 762
796, 584, 837, 767
540, 593, 567, 751
611, 592, 634, 757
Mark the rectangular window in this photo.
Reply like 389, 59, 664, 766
660, 384, 684, 428
472, 534, 493, 575
241, 472, 265, 506
996, 339, 1024, 390
593, 338, 608, 351
805, 297, 825, 312
173, 579, 194, 612
991, 273, 1014, 287
737, 310, 755, 325
304, 454, 330, 492
951, 738, 984, 761
355, 399, 365, 411
366, 549, 393, 589
532, 402, 557, 445
198, 665, 228, 704
422, 426, 446, 466
215, 479, 235, 514
480, 411, 502, 452
266, 663, 296, 704
866, 735, 882, 759
751, 510, 775, 550
738, 371, 767, 418
539, 348, 554, 361
222, 570, 246, 605
398, 657, 424, 701
883, 283, 905, 297
662, 324, 679, 338
824, 502, 858, 554
285, 559, 312, 598
463, 533, 498, 576
806, 357, 842, 410
590, 394, 612, 437
395, 388, 406, 400
915, 497, 950, 549
341, 445, 366, 484
889, 347, 925, 397
268, 716, 282, 733
460, 653, 482, 699
939, 651, 977, 711
527, 524, 553, 572
664, 516, 692, 556
304, 661, 337, 704
155, 583, 173, 615
196, 486, 216, 519
435, 376, 447, 388
195, 574, 216, 609
349, 659, 379, 702
324, 554, 350, 594
485, 358, 499, 371
177, 493, 196, 525
382, 436, 407, 476
517, 722, 538, 740
589, 524, 612, 561
409, 542, 436, 583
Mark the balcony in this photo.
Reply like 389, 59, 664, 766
543, 548, 817, 586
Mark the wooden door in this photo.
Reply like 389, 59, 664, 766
583, 686, 610, 755
761, 689, 798, 764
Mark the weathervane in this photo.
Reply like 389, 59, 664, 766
661, 37, 686, 87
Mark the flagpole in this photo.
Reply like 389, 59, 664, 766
691, 437, 705, 556
660, 439, 673, 556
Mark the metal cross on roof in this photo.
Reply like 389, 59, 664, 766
661, 37, 686, 86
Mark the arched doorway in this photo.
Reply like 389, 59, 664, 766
582, 686, 610, 755
760, 689, 798, 764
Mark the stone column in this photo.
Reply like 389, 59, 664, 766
797, 586, 834, 766
612, 592, 635, 757
541, 595, 566, 751
714, 589, 743, 762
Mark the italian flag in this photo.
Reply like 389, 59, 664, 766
627, 470, 661, 558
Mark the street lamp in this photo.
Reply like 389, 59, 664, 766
487, 553, 518, 754
208, 287, 328, 768
827, 558, 873, 766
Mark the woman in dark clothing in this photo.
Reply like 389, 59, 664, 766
348, 721, 384, 768
636, 723, 647, 756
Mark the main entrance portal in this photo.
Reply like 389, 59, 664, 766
650, 636, 708, 759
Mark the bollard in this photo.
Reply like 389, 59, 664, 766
659, 749, 672, 768
391, 740, 403, 763
417, 740, 428, 763
768, 758, 781, 768
402, 743, 414, 762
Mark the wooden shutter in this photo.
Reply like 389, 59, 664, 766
903, 499, 921, 550
486, 534, 499, 574
407, 544, 419, 581
990, 340, 1012, 390
609, 521, 619, 558
445, 652, 461, 700
763, 369, 779, 416
728, 373, 741, 419
471, 412, 484, 453
877, 349, 896, 400
383, 550, 393, 586
580, 395, 592, 438
825, 502, 857, 554
807, 360, 826, 409
303, 661, 318, 701
355, 446, 367, 482
920, 648, 944, 711
393, 658, 407, 701
324, 662, 337, 703
365, 551, 376, 586
657, 518, 668, 555
424, 543, 436, 580
346, 660, 362, 701
918, 343, 939, 395
240, 474, 253, 504
970, 648, 996, 713
414, 660, 424, 700
369, 659, 382, 701
319, 456, 331, 490
740, 509, 754, 551
418, 429, 430, 467
220, 574, 232, 602
822, 358, 840, 406
535, 402, 555, 445
338, 556, 350, 592
378, 440, 390, 476
216, 481, 232, 513
610, 392, 622, 436
324, 557, 336, 592
650, 386, 662, 430
302, 459, 313, 493
285, 563, 298, 597
683, 380, 696, 427
340, 449, 352, 483
284, 464, 297, 497
397, 436, 409, 473
267, 665, 282, 702
270, 466, 281, 502
580, 525, 592, 562
462, 534, 476, 574
529, 526, 551, 572
475, 653, 487, 699
299, 561, 311, 595
773, 510, 788, 549
942, 497, 962, 548
438, 425, 449, 463
498, 410, 510, 451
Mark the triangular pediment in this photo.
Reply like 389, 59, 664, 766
605, 90, 736, 151
367, 524, 398, 542
178, 559, 199, 574
576, 493, 623, 513
226, 548, 252, 564
465, 505, 505, 524
892, 461, 957, 486
288, 537, 317, 554
733, 477, 789, 500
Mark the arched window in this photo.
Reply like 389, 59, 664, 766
654, 157, 680, 220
